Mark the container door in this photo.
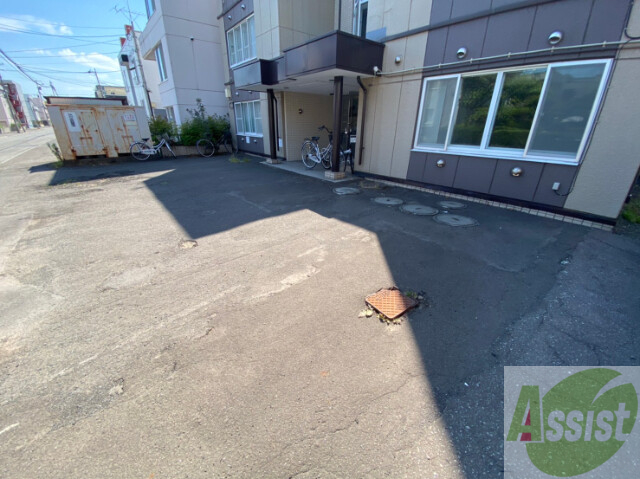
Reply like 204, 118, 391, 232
63, 109, 105, 156
107, 109, 139, 155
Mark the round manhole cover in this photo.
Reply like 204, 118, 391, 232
373, 197, 404, 206
438, 200, 466, 209
400, 204, 439, 216
433, 214, 478, 227
333, 187, 360, 195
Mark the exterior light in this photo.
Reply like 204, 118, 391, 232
511, 167, 523, 177
394, 56, 402, 64
456, 47, 468, 59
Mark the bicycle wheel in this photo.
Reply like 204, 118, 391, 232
321, 150, 332, 170
218, 134, 236, 154
342, 152, 354, 174
196, 139, 215, 157
130, 142, 151, 161
301, 141, 319, 169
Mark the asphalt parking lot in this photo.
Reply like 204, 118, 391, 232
1, 135, 639, 478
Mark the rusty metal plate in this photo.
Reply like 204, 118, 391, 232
365, 288, 418, 319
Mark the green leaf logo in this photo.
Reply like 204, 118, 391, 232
526, 368, 637, 476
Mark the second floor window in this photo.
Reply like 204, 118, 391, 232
155, 44, 167, 82
227, 16, 256, 68
354, 0, 368, 38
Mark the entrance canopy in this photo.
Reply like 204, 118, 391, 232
233, 30, 384, 94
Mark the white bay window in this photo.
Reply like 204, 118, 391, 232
414, 60, 611, 164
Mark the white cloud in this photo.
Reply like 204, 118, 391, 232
58, 48, 120, 72
0, 15, 74, 36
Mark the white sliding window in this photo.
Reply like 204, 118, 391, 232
227, 16, 256, 68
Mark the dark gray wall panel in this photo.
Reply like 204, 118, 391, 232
407, 151, 427, 181
231, 88, 260, 103
533, 164, 578, 207
453, 156, 497, 193
237, 135, 264, 154
584, 0, 629, 44
528, 0, 593, 51
451, 0, 492, 19
443, 18, 488, 63
489, 160, 543, 201
491, 0, 533, 9
482, 8, 536, 57
422, 153, 459, 187
424, 28, 448, 66
223, 0, 254, 31
431, 0, 454, 23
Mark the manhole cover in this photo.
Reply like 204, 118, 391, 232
333, 187, 360, 195
365, 287, 419, 319
438, 200, 466, 209
400, 204, 439, 216
373, 197, 403, 206
433, 214, 478, 227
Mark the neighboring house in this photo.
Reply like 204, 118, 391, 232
118, 27, 163, 119
0, 90, 15, 132
221, 0, 640, 223
138, 0, 228, 125
0, 80, 31, 129
24, 94, 50, 126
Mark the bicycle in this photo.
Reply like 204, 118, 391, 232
196, 131, 237, 157
340, 147, 354, 174
301, 125, 337, 169
130, 136, 176, 161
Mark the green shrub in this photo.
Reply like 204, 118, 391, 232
622, 196, 640, 224
149, 116, 178, 143
179, 99, 231, 146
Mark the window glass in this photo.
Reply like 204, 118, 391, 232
417, 77, 457, 147
227, 16, 256, 67
528, 63, 605, 156
253, 101, 262, 135
489, 68, 546, 149
360, 2, 368, 38
155, 45, 167, 81
234, 104, 244, 134
227, 31, 236, 66
451, 74, 497, 146
248, 17, 256, 58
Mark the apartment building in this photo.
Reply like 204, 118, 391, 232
221, 0, 640, 223
118, 27, 163, 118
139, 0, 228, 124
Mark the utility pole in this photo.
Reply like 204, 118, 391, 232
116, 1, 155, 118
49, 81, 58, 96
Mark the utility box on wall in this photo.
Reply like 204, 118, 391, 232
46, 97, 150, 160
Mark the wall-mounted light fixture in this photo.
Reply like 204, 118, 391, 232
241, 4, 246, 9
456, 47, 468, 59
394, 55, 402, 64
511, 167, 523, 177
548, 31, 563, 45
298, 108, 303, 114
373, 66, 381, 76
227, 15, 232, 20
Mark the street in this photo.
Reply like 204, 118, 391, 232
0, 138, 639, 478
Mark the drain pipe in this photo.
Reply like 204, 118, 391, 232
356, 76, 367, 166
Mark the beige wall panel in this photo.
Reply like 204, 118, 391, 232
389, 79, 422, 179
403, 32, 428, 71
282, 92, 334, 161
369, 82, 403, 177
564, 53, 640, 218
382, 38, 408, 73
409, 0, 432, 30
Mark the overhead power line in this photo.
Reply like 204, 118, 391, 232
0, 15, 125, 30
0, 22, 120, 38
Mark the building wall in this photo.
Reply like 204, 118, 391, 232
383, 0, 637, 220
119, 31, 162, 118
139, 0, 227, 124
564, 1, 640, 218
282, 92, 334, 161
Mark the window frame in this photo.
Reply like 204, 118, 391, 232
234, 100, 263, 137
155, 43, 168, 82
226, 15, 256, 69
412, 59, 612, 165
353, 0, 369, 38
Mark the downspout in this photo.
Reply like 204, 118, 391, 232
356, 76, 367, 166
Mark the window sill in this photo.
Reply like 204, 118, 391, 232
411, 147, 579, 166
230, 57, 258, 69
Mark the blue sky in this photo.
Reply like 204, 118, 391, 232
0, 0, 148, 97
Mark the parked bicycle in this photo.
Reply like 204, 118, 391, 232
301, 125, 340, 169
130, 136, 176, 161
341, 147, 354, 174
196, 131, 237, 157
